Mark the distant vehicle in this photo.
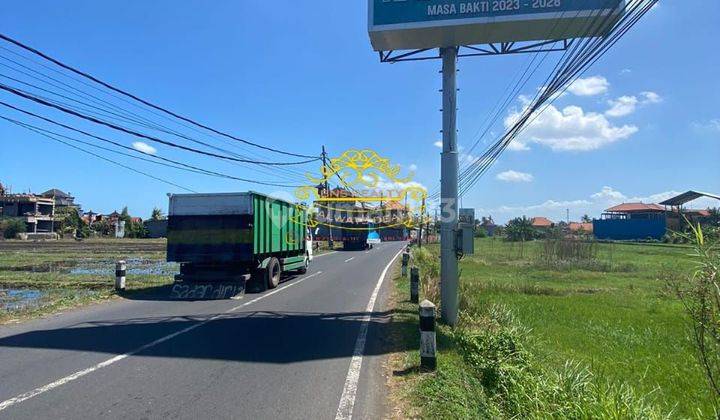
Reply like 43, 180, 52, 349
340, 222, 371, 251
166, 192, 312, 289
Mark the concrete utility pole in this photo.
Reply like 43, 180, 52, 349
440, 46, 459, 326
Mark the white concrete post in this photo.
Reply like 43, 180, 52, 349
419, 299, 437, 371
115, 260, 126, 291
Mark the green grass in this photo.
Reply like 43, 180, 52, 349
0, 238, 173, 323
388, 238, 716, 418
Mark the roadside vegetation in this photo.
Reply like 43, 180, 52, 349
388, 237, 717, 418
0, 238, 173, 323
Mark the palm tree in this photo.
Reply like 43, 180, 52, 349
506, 216, 536, 242
150, 207, 164, 221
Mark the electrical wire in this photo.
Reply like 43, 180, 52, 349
0, 33, 320, 160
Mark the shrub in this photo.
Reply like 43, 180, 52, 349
667, 223, 720, 399
0, 217, 27, 239
506, 217, 537, 242
416, 304, 669, 419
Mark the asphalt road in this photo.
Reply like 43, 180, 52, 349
0, 241, 408, 420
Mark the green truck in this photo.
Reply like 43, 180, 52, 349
167, 192, 312, 289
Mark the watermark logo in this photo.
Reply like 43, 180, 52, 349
291, 149, 428, 231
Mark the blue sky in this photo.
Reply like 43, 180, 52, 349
0, 1, 718, 222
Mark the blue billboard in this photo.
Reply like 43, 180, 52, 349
369, 0, 623, 51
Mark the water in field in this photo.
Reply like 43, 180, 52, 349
0, 289, 44, 311
69, 259, 178, 276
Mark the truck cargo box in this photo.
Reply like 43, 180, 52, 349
167, 192, 307, 265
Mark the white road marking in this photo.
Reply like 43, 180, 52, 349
344, 257, 354, 263
315, 251, 338, 258
0, 271, 323, 412
334, 247, 404, 420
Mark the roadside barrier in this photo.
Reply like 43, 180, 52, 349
410, 267, 419, 304
115, 260, 126, 291
419, 299, 437, 371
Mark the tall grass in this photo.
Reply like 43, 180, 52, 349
667, 223, 720, 402
411, 302, 669, 419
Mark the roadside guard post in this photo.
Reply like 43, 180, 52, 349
402, 251, 410, 277
115, 260, 126, 291
419, 299, 437, 371
410, 267, 419, 304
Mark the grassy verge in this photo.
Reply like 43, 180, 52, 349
0, 239, 173, 323
387, 238, 716, 418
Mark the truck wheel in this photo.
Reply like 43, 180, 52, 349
266, 257, 281, 289
298, 255, 309, 274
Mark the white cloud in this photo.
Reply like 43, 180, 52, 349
640, 91, 662, 104
407, 163, 418, 172
591, 186, 626, 201
132, 142, 156, 155
605, 95, 639, 117
496, 170, 533, 183
375, 180, 427, 193
620, 68, 632, 75
433, 141, 442, 148
605, 92, 661, 118
567, 76, 609, 96
506, 104, 638, 152
692, 119, 720, 133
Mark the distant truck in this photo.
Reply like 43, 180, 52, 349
340, 222, 372, 251
166, 192, 312, 289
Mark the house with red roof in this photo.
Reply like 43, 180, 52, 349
530, 217, 554, 229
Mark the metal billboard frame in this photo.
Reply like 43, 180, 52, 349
378, 38, 573, 63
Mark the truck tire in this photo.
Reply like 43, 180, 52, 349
298, 255, 309, 274
266, 257, 281, 289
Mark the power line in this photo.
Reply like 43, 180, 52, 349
455, 0, 656, 199
0, 102, 304, 188
0, 32, 319, 160
5, 116, 197, 193
0, 46, 314, 183
0, 82, 319, 166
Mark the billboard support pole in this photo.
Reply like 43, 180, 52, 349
440, 46, 459, 326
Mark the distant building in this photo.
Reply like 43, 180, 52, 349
41, 189, 80, 212
594, 203, 667, 240
0, 194, 56, 234
530, 217, 554, 229
659, 190, 720, 231
568, 222, 593, 234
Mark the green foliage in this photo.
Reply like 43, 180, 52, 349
407, 301, 669, 419
505, 216, 537, 242
581, 214, 592, 223
90, 219, 112, 236
708, 207, 720, 227
54, 207, 89, 238
150, 207, 164, 221
123, 220, 146, 239
119, 206, 146, 238
667, 223, 720, 400
399, 238, 715, 417
0, 217, 26, 239
474, 227, 487, 238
